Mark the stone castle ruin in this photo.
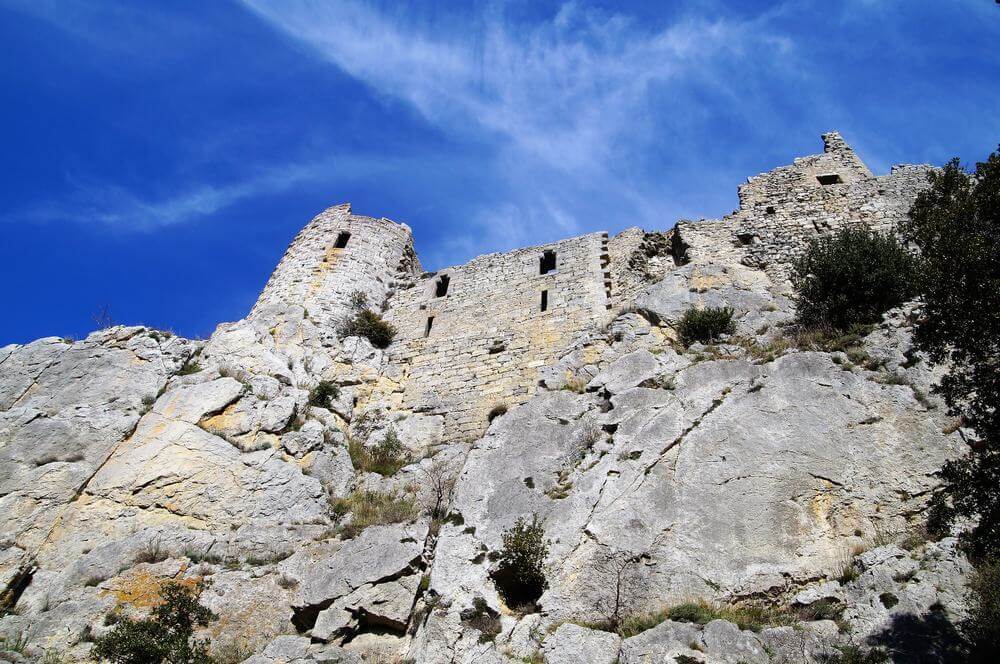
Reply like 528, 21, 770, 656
251, 132, 933, 443
3, 132, 966, 664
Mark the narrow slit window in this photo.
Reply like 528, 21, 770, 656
540, 290, 548, 312
539, 250, 556, 275
435, 274, 450, 297
424, 316, 434, 337
816, 173, 842, 186
334, 231, 351, 249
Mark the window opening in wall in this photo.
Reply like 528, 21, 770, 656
424, 316, 434, 337
435, 274, 450, 297
765, 205, 776, 215
540, 290, 548, 312
816, 173, 842, 186
334, 231, 351, 249
539, 250, 556, 275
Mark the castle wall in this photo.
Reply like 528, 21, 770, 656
607, 227, 674, 308
250, 204, 420, 330
384, 233, 610, 442
678, 133, 933, 274
250, 132, 933, 443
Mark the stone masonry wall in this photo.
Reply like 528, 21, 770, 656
383, 233, 611, 442
246, 133, 932, 442
250, 203, 421, 330
677, 132, 933, 275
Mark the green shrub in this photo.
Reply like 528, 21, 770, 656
677, 306, 735, 346
795, 598, 844, 621
348, 430, 409, 476
348, 290, 368, 310
904, 152, 1000, 561
461, 597, 502, 643
965, 555, 1000, 661
664, 600, 794, 632
792, 227, 917, 330
177, 361, 202, 376
91, 581, 215, 664
0, 631, 28, 654
491, 515, 549, 609
821, 645, 889, 664
339, 309, 396, 348
329, 489, 417, 539
308, 381, 340, 409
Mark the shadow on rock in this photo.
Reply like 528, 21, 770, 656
868, 610, 967, 663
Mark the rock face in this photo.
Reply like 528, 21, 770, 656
0, 134, 972, 663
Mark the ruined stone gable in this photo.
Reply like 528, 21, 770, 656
679, 132, 933, 273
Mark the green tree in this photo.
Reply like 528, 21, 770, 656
902, 152, 1000, 561
792, 227, 918, 330
965, 556, 1000, 662
491, 515, 549, 609
676, 306, 735, 346
92, 582, 215, 664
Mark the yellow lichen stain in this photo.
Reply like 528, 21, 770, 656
102, 568, 201, 610
810, 484, 835, 524
146, 420, 173, 442
200, 402, 244, 434
690, 269, 727, 292
581, 345, 602, 365
306, 245, 341, 298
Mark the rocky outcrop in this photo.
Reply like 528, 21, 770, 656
0, 135, 971, 663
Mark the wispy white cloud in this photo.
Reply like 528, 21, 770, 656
3, 154, 395, 231
240, 0, 797, 258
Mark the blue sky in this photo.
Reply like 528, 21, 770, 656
2, 0, 998, 344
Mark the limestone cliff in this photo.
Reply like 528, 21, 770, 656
0, 134, 971, 663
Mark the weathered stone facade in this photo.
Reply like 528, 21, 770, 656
250, 203, 421, 331
385, 233, 611, 442
677, 132, 933, 274
249, 133, 933, 443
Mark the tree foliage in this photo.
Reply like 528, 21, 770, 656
491, 515, 549, 609
339, 309, 396, 348
902, 152, 1000, 560
964, 555, 1000, 662
308, 380, 340, 409
792, 227, 918, 330
92, 582, 215, 664
676, 306, 735, 346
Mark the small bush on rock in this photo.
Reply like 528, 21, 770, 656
792, 227, 917, 330
329, 489, 417, 539
677, 306, 735, 346
491, 515, 549, 610
92, 581, 215, 664
348, 430, 409, 476
461, 597, 502, 643
822, 645, 889, 664
964, 555, 1000, 662
339, 298, 396, 349
308, 381, 340, 409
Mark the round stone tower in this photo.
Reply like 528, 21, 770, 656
250, 203, 421, 330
